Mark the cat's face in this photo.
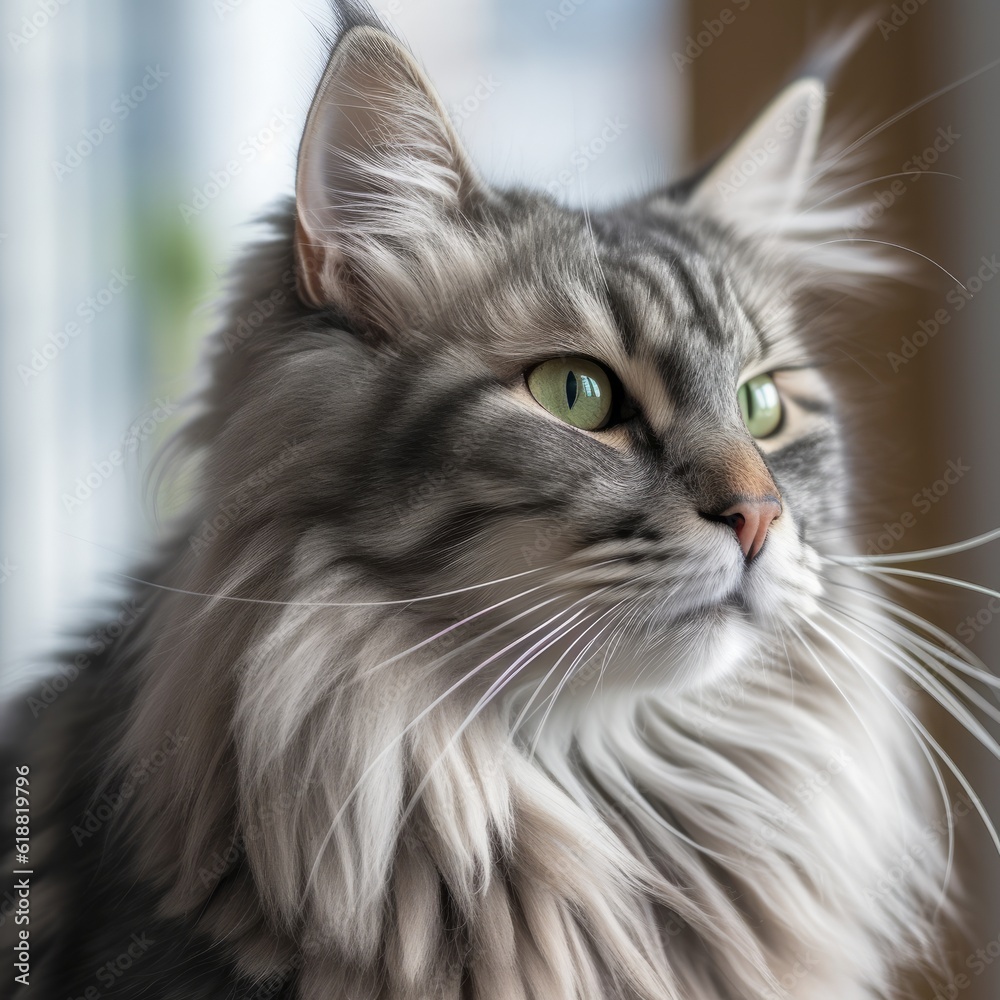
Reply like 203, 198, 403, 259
209, 20, 860, 698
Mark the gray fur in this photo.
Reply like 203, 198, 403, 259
2, 6, 959, 999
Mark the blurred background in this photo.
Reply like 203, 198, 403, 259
0, 1, 997, 996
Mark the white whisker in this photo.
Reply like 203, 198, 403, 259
812, 607, 1000, 857
788, 623, 904, 824
821, 596, 1000, 746
798, 610, 958, 904
118, 555, 626, 610
829, 525, 1000, 566
827, 580, 1000, 693
817, 55, 1000, 177
800, 171, 961, 215
396, 604, 603, 828
302, 589, 593, 896
806, 238, 966, 289
509, 597, 635, 740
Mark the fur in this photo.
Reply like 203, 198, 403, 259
1, 5, 966, 998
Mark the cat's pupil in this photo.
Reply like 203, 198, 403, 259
566, 371, 578, 409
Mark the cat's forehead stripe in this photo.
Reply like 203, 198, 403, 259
591, 234, 763, 430
599, 227, 749, 358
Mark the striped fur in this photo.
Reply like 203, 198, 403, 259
2, 5, 953, 999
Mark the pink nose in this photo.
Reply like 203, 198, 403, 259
717, 498, 781, 561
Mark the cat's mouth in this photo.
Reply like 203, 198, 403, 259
660, 588, 750, 626
593, 586, 760, 693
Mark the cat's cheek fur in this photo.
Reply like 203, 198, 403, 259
745, 514, 825, 620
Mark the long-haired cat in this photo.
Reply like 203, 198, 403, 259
4, 2, 991, 997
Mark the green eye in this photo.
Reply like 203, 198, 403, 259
527, 357, 613, 431
738, 374, 783, 438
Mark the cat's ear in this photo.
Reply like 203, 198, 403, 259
687, 78, 825, 223
294, 21, 482, 322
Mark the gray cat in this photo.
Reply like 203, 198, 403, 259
5, 2, 983, 998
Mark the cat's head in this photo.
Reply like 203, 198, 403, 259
195, 6, 885, 703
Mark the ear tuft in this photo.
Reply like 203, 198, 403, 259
689, 78, 826, 224
294, 21, 481, 323
681, 71, 908, 288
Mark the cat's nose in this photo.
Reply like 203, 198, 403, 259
706, 497, 781, 561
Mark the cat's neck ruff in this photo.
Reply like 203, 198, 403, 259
112, 565, 944, 1000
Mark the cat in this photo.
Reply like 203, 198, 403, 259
4, 1, 986, 997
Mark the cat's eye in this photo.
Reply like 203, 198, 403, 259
738, 374, 783, 439
527, 357, 613, 431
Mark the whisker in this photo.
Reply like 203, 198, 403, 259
801, 170, 961, 215
395, 605, 603, 828
854, 564, 1000, 605
527, 619, 621, 757
582, 602, 642, 709
520, 604, 636, 759
301, 590, 595, 896
880, 619, 1000, 724
820, 596, 1000, 742
816, 55, 1000, 177
827, 526, 1000, 566
345, 559, 669, 690
797, 610, 959, 904
509, 597, 635, 739
118, 555, 627, 610
587, 596, 647, 700
302, 575, 641, 897
348, 588, 570, 686
512, 568, 672, 742
826, 578, 1000, 692
810, 607, 1000, 858
788, 623, 905, 822
805, 238, 966, 289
